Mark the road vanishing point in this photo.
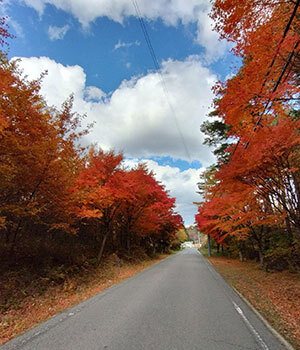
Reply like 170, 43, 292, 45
2, 248, 286, 350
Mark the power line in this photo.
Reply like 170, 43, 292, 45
244, 39, 299, 150
132, 0, 160, 72
231, 0, 300, 156
132, 0, 192, 162
260, 0, 300, 92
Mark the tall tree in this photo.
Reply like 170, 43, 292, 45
0, 56, 87, 253
196, 0, 300, 266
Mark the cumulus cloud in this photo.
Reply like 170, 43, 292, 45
196, 11, 228, 62
124, 159, 204, 225
48, 24, 70, 40
14, 56, 86, 107
22, 0, 207, 25
114, 40, 140, 50
22, 0, 228, 61
85, 86, 106, 101
13, 55, 216, 164
13, 55, 215, 224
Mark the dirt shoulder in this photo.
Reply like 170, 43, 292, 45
202, 252, 300, 349
0, 253, 170, 345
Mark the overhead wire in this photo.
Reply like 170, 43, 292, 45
132, 0, 299, 162
244, 39, 300, 149
132, 0, 192, 162
260, 0, 300, 92
231, 0, 300, 156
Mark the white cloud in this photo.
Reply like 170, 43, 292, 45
48, 24, 70, 40
14, 56, 86, 107
85, 86, 106, 101
23, 0, 45, 14
13, 55, 216, 164
0, 3, 24, 38
196, 11, 229, 62
22, 0, 207, 26
13, 55, 215, 224
114, 40, 140, 50
9, 18, 25, 38
22, 0, 228, 61
225, 72, 235, 81
124, 159, 204, 225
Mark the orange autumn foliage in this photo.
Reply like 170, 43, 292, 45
72, 150, 183, 262
0, 17, 182, 262
212, 0, 299, 139
196, 0, 300, 252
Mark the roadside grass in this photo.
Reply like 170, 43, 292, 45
0, 253, 170, 346
199, 248, 300, 349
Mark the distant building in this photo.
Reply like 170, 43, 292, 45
181, 241, 194, 248
185, 225, 205, 245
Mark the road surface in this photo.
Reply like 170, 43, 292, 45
2, 248, 285, 350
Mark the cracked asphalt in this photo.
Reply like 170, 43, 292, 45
2, 248, 285, 350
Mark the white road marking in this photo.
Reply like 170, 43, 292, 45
232, 301, 270, 350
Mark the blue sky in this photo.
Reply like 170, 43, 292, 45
2, 0, 238, 225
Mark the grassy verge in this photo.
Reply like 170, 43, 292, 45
199, 248, 300, 349
0, 253, 170, 345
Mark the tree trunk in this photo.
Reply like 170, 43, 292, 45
97, 232, 108, 265
5, 225, 11, 244
126, 236, 131, 253
294, 226, 300, 242
285, 217, 293, 241
258, 249, 264, 269
239, 250, 244, 262
9, 219, 22, 257
207, 234, 212, 257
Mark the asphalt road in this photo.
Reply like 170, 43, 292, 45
2, 248, 285, 350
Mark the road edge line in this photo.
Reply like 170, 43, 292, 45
197, 250, 294, 350
231, 286, 294, 350
232, 301, 269, 350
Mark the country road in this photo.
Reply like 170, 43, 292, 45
2, 248, 285, 350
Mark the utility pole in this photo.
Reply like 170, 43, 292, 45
207, 234, 212, 257
204, 170, 212, 257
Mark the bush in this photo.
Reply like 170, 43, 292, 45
264, 245, 300, 272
